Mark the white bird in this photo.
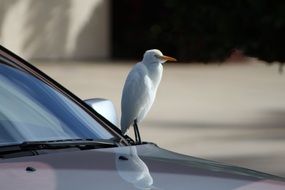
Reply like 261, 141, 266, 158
120, 49, 177, 144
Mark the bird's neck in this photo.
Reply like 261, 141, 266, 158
144, 63, 163, 84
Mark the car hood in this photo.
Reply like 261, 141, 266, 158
0, 144, 284, 190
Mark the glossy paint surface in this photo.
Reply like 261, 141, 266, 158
0, 144, 284, 190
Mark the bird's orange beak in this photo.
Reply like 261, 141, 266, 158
159, 55, 177, 62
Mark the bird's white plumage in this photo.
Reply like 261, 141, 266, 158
120, 49, 167, 134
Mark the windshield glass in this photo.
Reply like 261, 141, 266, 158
0, 59, 113, 145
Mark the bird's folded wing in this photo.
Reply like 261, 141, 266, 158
121, 64, 150, 132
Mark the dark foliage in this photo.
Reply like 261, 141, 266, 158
112, 0, 285, 62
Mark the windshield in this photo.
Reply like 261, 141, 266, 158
0, 59, 113, 146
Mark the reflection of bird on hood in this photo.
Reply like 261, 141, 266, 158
115, 146, 160, 190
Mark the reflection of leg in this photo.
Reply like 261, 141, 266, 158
133, 119, 141, 144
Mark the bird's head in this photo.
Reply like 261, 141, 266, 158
143, 49, 177, 64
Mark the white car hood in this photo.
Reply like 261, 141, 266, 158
0, 144, 284, 190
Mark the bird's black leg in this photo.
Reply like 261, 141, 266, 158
133, 119, 141, 144
134, 121, 138, 143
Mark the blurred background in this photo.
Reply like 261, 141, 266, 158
0, 0, 285, 177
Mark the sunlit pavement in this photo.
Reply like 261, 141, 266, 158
36, 60, 285, 177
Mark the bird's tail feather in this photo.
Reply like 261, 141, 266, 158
120, 117, 131, 135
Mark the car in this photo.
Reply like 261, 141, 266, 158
0, 45, 284, 190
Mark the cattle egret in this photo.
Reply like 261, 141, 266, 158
121, 49, 177, 144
